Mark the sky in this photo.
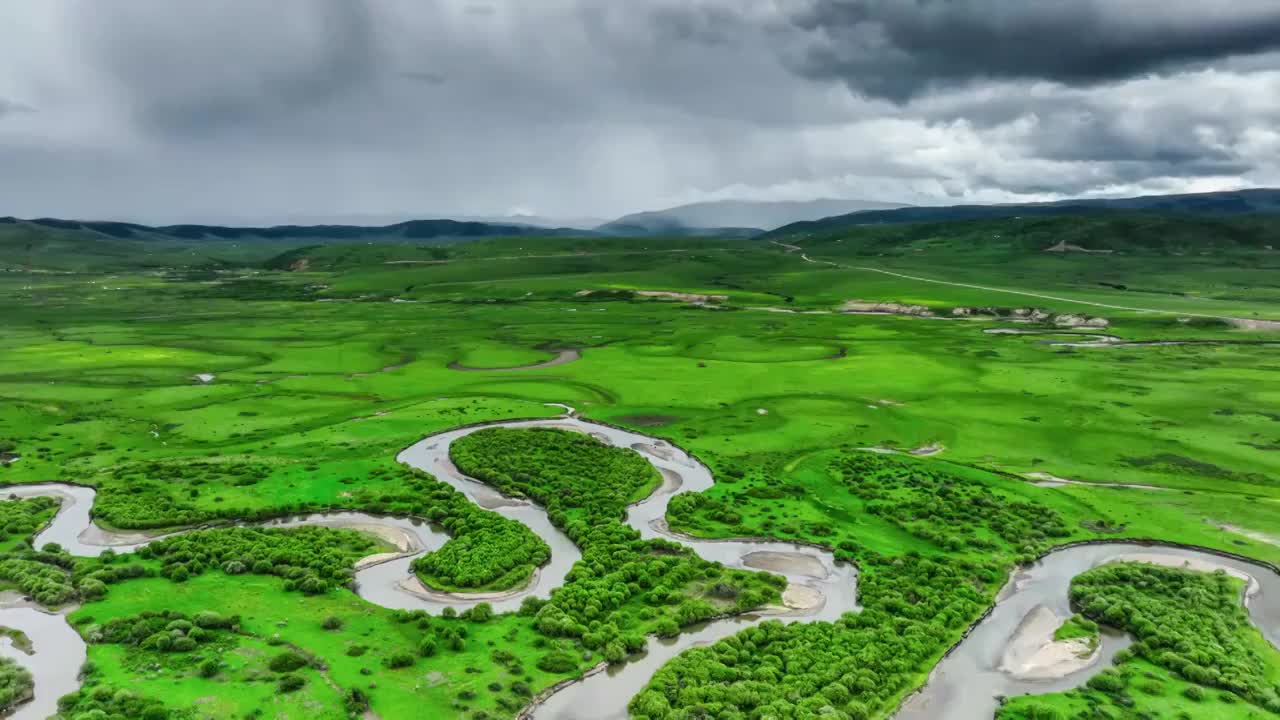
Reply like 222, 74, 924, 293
1, 0, 1279, 225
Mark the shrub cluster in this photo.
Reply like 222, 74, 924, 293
138, 526, 377, 594
1071, 562, 1280, 712
0, 556, 76, 606
0, 495, 59, 545
450, 428, 782, 662
55, 684, 169, 720
0, 657, 32, 713
632, 449, 1069, 718
86, 609, 234, 653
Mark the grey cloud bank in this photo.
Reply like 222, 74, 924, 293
0, 0, 1277, 225
791, 0, 1280, 100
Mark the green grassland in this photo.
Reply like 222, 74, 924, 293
0, 215, 1277, 718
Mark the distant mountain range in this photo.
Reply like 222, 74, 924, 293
0, 216, 589, 242
0, 216, 593, 272
4, 188, 1279, 271
598, 198, 908, 234
765, 189, 1280, 238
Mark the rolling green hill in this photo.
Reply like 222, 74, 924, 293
768, 188, 1280, 238
0, 216, 594, 272
769, 212, 1280, 257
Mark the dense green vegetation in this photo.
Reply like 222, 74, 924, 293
0, 655, 33, 714
1002, 563, 1280, 719
0, 494, 58, 551
773, 213, 1280, 256
1053, 614, 1099, 650
766, 189, 1280, 240
86, 457, 551, 594
137, 526, 379, 593
451, 427, 783, 653
450, 427, 661, 514
1, 214, 1278, 719
638, 449, 1097, 717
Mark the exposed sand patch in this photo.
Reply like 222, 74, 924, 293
1045, 240, 1114, 255
859, 444, 944, 457
355, 552, 409, 570
780, 584, 824, 611
79, 522, 179, 548
634, 290, 728, 303
999, 605, 1100, 680
340, 523, 419, 553
840, 300, 933, 316
643, 468, 684, 498
743, 551, 829, 579
396, 568, 540, 603
750, 307, 833, 315
1025, 472, 1169, 491
631, 442, 676, 462
1212, 521, 1280, 548
1052, 314, 1111, 329
984, 328, 1122, 344
578, 289, 727, 304
1230, 318, 1280, 332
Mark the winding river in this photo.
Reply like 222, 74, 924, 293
3, 408, 1279, 720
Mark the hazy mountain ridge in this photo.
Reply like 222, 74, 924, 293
771, 213, 1280, 259
766, 189, 1280, 238
0, 216, 590, 242
599, 198, 908, 233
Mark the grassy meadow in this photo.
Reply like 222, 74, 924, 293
0, 220, 1278, 718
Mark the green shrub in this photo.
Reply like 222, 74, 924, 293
268, 651, 308, 673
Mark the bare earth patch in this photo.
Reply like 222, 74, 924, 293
999, 605, 1100, 680
742, 551, 828, 579
1045, 240, 1114, 254
1211, 520, 1280, 548
780, 584, 824, 611
1024, 472, 1169, 491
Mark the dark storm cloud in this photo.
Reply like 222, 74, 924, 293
72, 1, 378, 138
0, 1, 1277, 223
791, 0, 1280, 101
